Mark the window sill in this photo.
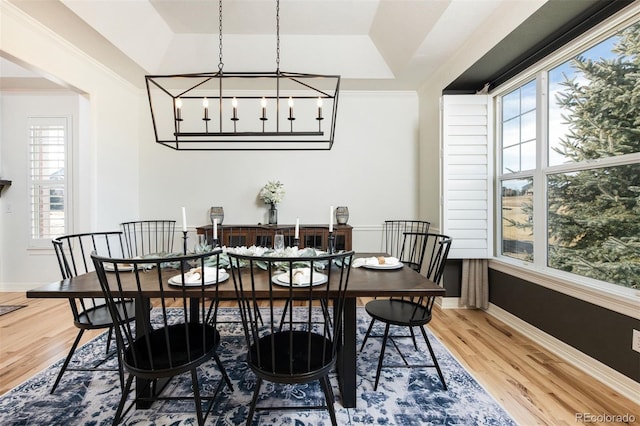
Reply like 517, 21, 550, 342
27, 244, 56, 253
488, 258, 640, 319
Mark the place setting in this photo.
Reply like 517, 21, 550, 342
271, 267, 328, 287
351, 256, 403, 270
167, 266, 229, 287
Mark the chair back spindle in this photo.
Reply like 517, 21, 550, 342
227, 250, 354, 426
91, 249, 232, 425
120, 220, 176, 257
383, 220, 430, 258
361, 232, 452, 391
49, 231, 130, 393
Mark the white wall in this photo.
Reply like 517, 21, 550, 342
0, 2, 419, 289
1, 2, 141, 290
137, 91, 420, 252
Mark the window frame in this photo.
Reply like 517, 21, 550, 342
492, 4, 640, 314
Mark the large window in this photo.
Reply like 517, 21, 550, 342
28, 117, 69, 243
498, 18, 640, 290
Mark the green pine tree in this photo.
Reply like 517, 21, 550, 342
547, 22, 640, 288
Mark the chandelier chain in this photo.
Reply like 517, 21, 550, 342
218, 0, 224, 72
276, 0, 280, 71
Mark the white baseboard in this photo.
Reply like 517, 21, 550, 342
0, 282, 44, 292
487, 303, 640, 404
437, 296, 473, 309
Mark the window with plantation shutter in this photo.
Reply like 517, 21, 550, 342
28, 117, 69, 243
440, 95, 493, 259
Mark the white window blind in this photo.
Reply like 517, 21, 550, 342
28, 117, 69, 242
440, 95, 493, 259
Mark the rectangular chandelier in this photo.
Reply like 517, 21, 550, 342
145, 71, 340, 151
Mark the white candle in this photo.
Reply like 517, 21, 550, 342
181, 207, 187, 232
203, 97, 209, 120
213, 218, 218, 240
329, 206, 334, 233
175, 98, 182, 120
295, 217, 300, 239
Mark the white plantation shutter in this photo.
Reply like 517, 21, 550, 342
28, 117, 69, 243
440, 95, 493, 259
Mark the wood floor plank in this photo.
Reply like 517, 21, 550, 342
1, 292, 638, 425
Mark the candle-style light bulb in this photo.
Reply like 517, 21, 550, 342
175, 98, 182, 120
261, 97, 267, 119
288, 97, 294, 119
317, 97, 323, 120
232, 97, 238, 119
202, 98, 209, 120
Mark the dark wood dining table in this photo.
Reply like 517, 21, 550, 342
26, 253, 445, 408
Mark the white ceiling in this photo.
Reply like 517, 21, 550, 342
2, 0, 531, 91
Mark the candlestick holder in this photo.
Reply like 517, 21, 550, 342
181, 231, 190, 270
328, 232, 336, 254
293, 237, 300, 248
182, 231, 188, 255
211, 238, 220, 248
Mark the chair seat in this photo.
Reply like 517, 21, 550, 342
365, 299, 431, 327
75, 300, 135, 329
125, 323, 221, 378
249, 331, 334, 381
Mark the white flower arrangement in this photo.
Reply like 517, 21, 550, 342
259, 180, 285, 206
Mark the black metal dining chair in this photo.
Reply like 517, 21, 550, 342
360, 233, 452, 391
360, 230, 431, 354
51, 231, 133, 394
227, 250, 354, 426
91, 249, 233, 426
382, 219, 431, 258
120, 220, 176, 257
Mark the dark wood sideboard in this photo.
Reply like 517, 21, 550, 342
195, 223, 352, 251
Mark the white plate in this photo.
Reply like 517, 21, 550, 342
104, 263, 134, 272
272, 270, 328, 287
168, 270, 229, 287
362, 262, 404, 270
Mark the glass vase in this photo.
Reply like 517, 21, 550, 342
210, 206, 224, 225
335, 206, 349, 225
268, 205, 278, 225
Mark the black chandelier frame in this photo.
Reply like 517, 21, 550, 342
145, 70, 340, 151
145, 0, 340, 151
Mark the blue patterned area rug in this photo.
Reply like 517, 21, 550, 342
0, 307, 516, 425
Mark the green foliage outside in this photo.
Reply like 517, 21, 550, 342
547, 22, 640, 288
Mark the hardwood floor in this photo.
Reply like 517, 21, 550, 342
1, 292, 638, 425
